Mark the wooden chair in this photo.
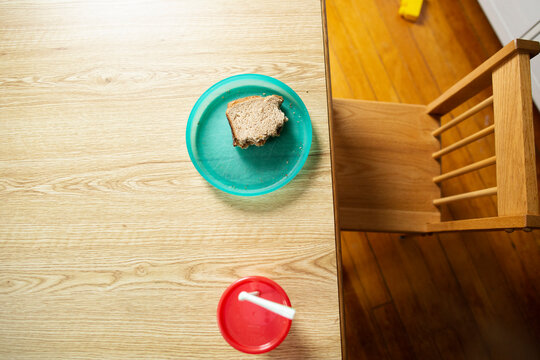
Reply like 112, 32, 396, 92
332, 39, 540, 233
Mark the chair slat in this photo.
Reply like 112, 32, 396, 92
432, 125, 494, 159
432, 96, 493, 136
433, 187, 497, 206
433, 156, 496, 183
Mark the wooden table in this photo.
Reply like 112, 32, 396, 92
0, 1, 342, 358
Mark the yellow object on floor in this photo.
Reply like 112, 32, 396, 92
399, 0, 423, 22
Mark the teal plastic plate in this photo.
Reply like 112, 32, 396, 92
186, 74, 312, 196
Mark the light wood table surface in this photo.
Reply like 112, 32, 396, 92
0, 0, 342, 358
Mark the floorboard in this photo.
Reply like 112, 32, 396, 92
326, 1, 540, 358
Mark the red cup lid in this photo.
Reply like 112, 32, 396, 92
217, 276, 292, 354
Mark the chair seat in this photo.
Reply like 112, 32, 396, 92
332, 40, 540, 234
332, 98, 440, 233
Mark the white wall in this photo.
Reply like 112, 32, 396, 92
478, 0, 540, 109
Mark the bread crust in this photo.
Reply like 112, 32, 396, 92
225, 95, 285, 149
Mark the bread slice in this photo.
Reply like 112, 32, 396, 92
225, 95, 288, 149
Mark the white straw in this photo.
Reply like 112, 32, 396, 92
238, 291, 295, 320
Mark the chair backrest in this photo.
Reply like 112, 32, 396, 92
332, 39, 540, 233
426, 39, 540, 232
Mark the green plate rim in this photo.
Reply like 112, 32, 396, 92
186, 74, 312, 196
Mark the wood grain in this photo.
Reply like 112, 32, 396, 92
432, 125, 495, 159
0, 1, 341, 358
427, 39, 540, 115
427, 215, 540, 233
331, 35, 538, 230
372, 302, 416, 359
432, 96, 493, 136
332, 99, 440, 233
340, 233, 389, 359
433, 156, 496, 184
493, 53, 540, 216
433, 187, 497, 206
327, 0, 540, 358
321, 0, 348, 355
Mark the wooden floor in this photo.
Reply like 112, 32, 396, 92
326, 0, 540, 359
